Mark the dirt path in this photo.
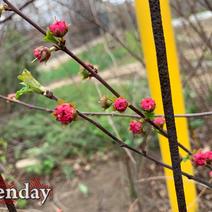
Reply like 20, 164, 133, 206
29, 158, 170, 212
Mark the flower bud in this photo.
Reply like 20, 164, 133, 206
204, 151, 212, 162
192, 151, 207, 166
49, 20, 69, 38
33, 46, 51, 63
140, 97, 156, 112
99, 96, 112, 110
153, 117, 165, 128
53, 103, 77, 125
129, 120, 143, 134
114, 97, 128, 112
7, 93, 16, 102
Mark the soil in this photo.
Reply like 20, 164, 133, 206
29, 156, 212, 212
35, 158, 170, 212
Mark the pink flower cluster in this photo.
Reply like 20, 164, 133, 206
114, 97, 128, 112
49, 20, 69, 37
33, 46, 51, 63
140, 97, 156, 112
53, 103, 76, 125
192, 150, 212, 166
129, 120, 143, 134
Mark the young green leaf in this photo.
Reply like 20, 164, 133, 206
144, 111, 155, 120
43, 30, 59, 44
16, 69, 45, 98
16, 86, 33, 99
182, 154, 190, 162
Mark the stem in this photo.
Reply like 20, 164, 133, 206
78, 111, 212, 189
149, 0, 187, 211
1, 95, 212, 118
0, 97, 211, 188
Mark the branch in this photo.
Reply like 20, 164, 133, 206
82, 111, 212, 119
0, 94, 53, 113
1, 95, 212, 119
46, 92, 212, 188
1, 93, 211, 188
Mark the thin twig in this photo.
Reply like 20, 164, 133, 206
1, 95, 212, 119
0, 96, 211, 188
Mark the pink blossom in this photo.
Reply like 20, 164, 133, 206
204, 151, 212, 162
113, 97, 128, 112
33, 46, 51, 63
209, 171, 212, 177
192, 151, 207, 166
49, 20, 69, 37
153, 117, 165, 128
129, 120, 143, 134
140, 97, 156, 112
53, 103, 76, 125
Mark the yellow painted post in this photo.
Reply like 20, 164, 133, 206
135, 0, 197, 211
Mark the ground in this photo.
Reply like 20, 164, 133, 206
33, 156, 170, 212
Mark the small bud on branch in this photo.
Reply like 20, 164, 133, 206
99, 96, 112, 110
129, 120, 143, 134
53, 103, 77, 125
113, 97, 128, 112
16, 69, 46, 98
49, 20, 69, 38
33, 46, 52, 63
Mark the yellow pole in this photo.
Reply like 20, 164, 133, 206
135, 0, 197, 211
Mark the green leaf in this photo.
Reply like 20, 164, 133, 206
78, 183, 88, 196
80, 68, 90, 79
144, 111, 155, 120
16, 69, 45, 98
43, 30, 58, 44
182, 154, 190, 162
16, 86, 33, 99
